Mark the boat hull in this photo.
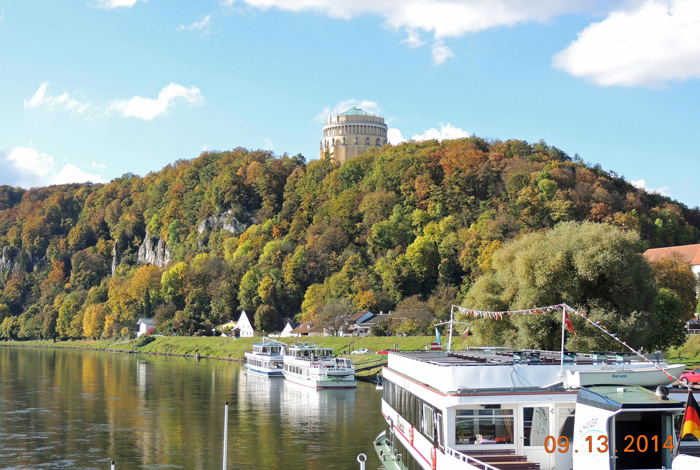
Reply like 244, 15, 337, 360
245, 364, 284, 377
283, 371, 356, 389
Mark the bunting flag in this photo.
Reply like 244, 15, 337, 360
451, 302, 685, 386
681, 390, 700, 441
564, 311, 577, 336
463, 329, 470, 339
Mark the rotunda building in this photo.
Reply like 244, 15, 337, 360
320, 107, 388, 164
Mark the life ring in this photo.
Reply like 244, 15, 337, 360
430, 446, 437, 470
409, 426, 414, 446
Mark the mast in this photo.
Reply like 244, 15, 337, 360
435, 305, 470, 352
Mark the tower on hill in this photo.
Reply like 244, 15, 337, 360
320, 107, 388, 164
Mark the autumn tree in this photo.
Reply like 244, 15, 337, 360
316, 298, 355, 336
649, 253, 698, 320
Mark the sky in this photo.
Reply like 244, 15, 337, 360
1, 0, 700, 207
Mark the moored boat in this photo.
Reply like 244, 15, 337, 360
283, 342, 356, 389
374, 348, 692, 470
244, 337, 286, 377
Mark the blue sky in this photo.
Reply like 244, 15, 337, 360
2, 0, 700, 208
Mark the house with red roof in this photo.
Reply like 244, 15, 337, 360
643, 244, 700, 282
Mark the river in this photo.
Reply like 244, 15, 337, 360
0, 347, 385, 470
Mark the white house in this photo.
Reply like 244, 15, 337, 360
280, 321, 299, 337
236, 311, 256, 337
136, 318, 156, 337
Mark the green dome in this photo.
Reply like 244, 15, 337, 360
339, 107, 371, 116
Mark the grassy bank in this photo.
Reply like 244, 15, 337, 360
667, 335, 700, 368
1, 335, 441, 380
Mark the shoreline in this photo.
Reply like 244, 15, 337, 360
0, 335, 414, 382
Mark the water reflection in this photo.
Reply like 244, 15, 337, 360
0, 347, 383, 469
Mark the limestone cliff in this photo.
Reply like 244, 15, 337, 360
0, 246, 13, 275
137, 231, 171, 268
197, 209, 249, 235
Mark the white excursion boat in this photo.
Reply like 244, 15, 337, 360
283, 342, 356, 389
374, 348, 700, 470
374, 305, 700, 470
244, 337, 286, 377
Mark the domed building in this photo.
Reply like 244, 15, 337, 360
320, 107, 388, 164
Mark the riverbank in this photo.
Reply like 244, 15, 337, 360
0, 335, 442, 381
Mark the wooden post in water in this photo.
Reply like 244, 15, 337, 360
222, 401, 229, 470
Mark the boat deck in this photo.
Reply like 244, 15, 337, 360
393, 349, 660, 367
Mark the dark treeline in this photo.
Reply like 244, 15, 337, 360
1, 138, 698, 346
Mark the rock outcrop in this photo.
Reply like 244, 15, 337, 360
0, 246, 13, 275
197, 209, 249, 235
111, 244, 119, 276
137, 231, 171, 268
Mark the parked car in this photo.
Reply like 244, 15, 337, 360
351, 348, 370, 355
679, 367, 700, 385
375, 349, 398, 355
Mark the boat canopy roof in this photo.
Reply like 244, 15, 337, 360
576, 385, 684, 412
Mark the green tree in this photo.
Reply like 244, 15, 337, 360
0, 315, 20, 339
465, 222, 657, 350
648, 288, 687, 350
254, 304, 278, 334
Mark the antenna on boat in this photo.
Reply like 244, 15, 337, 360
434, 305, 471, 352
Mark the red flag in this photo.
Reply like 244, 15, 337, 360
464, 329, 470, 339
681, 391, 700, 441
564, 311, 577, 337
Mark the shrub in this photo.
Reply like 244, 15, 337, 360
134, 335, 155, 347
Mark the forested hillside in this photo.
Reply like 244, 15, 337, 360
1, 137, 699, 344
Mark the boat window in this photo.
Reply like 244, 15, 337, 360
455, 409, 514, 445
523, 407, 549, 446
436, 411, 444, 450
422, 404, 435, 440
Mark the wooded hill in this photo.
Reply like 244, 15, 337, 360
1, 137, 699, 346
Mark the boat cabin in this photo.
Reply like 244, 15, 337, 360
572, 386, 682, 470
286, 343, 334, 360
252, 338, 286, 355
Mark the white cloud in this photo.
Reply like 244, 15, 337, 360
315, 99, 381, 122
630, 178, 670, 196
8, 146, 55, 181
630, 179, 646, 190
92, 0, 144, 9
91, 161, 107, 169
264, 138, 274, 151
431, 40, 455, 65
109, 83, 204, 121
24, 83, 90, 114
401, 28, 425, 48
1, 146, 104, 188
553, 0, 700, 87
387, 128, 406, 145
51, 164, 106, 185
239, 0, 589, 63
178, 15, 212, 34
412, 122, 469, 141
